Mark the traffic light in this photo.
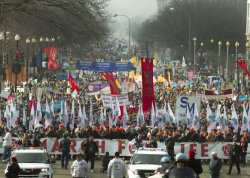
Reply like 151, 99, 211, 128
21, 52, 24, 62
15, 51, 21, 62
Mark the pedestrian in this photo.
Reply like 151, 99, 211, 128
209, 151, 222, 178
32, 135, 41, 147
3, 128, 12, 162
107, 152, 126, 178
227, 136, 241, 175
59, 133, 71, 169
133, 134, 144, 149
240, 136, 248, 166
165, 134, 175, 162
169, 153, 197, 178
5, 157, 21, 178
70, 153, 90, 178
101, 152, 110, 173
186, 150, 203, 178
82, 135, 99, 172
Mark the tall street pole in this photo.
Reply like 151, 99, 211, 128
235, 41, 240, 98
114, 14, 131, 59
226, 41, 230, 80
26, 38, 30, 82
193, 37, 197, 65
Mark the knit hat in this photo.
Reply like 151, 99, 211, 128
188, 150, 196, 158
11, 157, 17, 162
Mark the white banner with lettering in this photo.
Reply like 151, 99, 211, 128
101, 94, 130, 106
3, 138, 250, 160
175, 96, 201, 122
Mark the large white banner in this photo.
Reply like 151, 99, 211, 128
4, 138, 250, 160
175, 96, 201, 122
101, 94, 130, 107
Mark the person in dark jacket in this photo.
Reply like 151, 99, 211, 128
240, 136, 248, 166
209, 152, 222, 178
32, 135, 41, 147
165, 134, 175, 162
133, 134, 144, 149
5, 157, 21, 178
227, 137, 241, 175
82, 135, 99, 172
59, 133, 71, 169
186, 150, 203, 178
100, 152, 110, 173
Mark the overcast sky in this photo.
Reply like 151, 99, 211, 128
109, 0, 157, 19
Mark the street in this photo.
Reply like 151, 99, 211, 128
1, 159, 249, 178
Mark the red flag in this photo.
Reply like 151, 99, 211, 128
68, 72, 79, 92
101, 72, 120, 94
44, 47, 58, 70
141, 58, 154, 113
236, 58, 250, 78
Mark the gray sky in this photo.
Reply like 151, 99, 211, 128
109, 0, 158, 39
109, 0, 157, 19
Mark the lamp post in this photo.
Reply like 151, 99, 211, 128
235, 41, 240, 96
14, 34, 20, 93
39, 37, 44, 77
170, 7, 191, 61
193, 37, 197, 65
218, 41, 222, 75
31, 38, 36, 77
114, 14, 131, 59
25, 38, 30, 82
51, 37, 55, 46
226, 41, 230, 80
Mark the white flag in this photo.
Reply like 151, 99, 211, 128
206, 104, 216, 132
137, 105, 144, 127
186, 105, 193, 128
99, 107, 105, 125
123, 105, 129, 129
168, 103, 176, 124
35, 100, 42, 128
82, 104, 87, 128
23, 108, 26, 127
70, 101, 75, 131
151, 102, 156, 128
64, 100, 69, 127
231, 104, 238, 133
89, 99, 93, 126
29, 102, 35, 131
191, 103, 200, 131
160, 103, 167, 129
215, 105, 221, 123
220, 106, 228, 133
45, 100, 52, 128
5, 106, 11, 130
241, 105, 248, 132
10, 100, 17, 128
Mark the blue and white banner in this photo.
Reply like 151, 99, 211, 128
76, 61, 132, 71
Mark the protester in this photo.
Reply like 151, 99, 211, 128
165, 134, 175, 162
209, 152, 222, 178
32, 135, 41, 147
82, 135, 99, 172
168, 153, 197, 178
3, 128, 12, 162
240, 136, 248, 166
186, 150, 203, 178
100, 152, 110, 173
70, 153, 89, 178
227, 136, 241, 175
59, 133, 71, 169
5, 157, 21, 178
133, 134, 144, 149
107, 152, 126, 178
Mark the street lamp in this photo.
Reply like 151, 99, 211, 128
25, 38, 30, 82
235, 41, 240, 95
31, 38, 36, 77
39, 37, 44, 76
114, 14, 131, 59
226, 41, 230, 79
170, 7, 191, 61
218, 41, 222, 75
14, 34, 21, 93
193, 37, 197, 65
